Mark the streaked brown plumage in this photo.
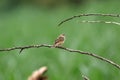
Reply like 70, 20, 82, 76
53, 34, 65, 47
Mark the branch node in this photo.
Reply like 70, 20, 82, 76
19, 48, 24, 54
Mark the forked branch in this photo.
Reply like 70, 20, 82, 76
0, 44, 120, 70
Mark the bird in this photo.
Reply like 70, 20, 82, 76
52, 34, 65, 47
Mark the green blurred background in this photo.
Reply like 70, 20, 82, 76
0, 0, 120, 80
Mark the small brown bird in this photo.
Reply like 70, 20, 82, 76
53, 34, 65, 47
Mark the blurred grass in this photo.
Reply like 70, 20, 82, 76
0, 1, 120, 80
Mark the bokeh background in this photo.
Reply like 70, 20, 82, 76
0, 0, 120, 80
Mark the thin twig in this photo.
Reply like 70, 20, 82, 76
79, 20, 120, 26
0, 44, 120, 70
82, 75, 90, 80
58, 13, 120, 26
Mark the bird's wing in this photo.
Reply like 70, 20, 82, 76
54, 36, 64, 44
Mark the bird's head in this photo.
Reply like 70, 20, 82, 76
61, 34, 65, 36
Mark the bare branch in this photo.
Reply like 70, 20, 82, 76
0, 44, 51, 52
79, 20, 120, 26
0, 44, 120, 70
58, 13, 120, 26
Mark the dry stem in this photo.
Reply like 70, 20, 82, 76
80, 20, 120, 26
28, 66, 47, 80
